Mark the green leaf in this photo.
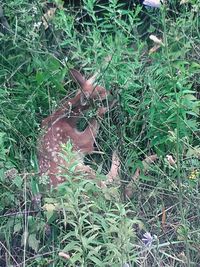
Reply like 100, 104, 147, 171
14, 222, 22, 234
28, 234, 40, 252
13, 175, 23, 188
88, 255, 102, 266
43, 203, 57, 221
0, 132, 5, 147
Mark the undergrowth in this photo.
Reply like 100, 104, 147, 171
0, 0, 200, 266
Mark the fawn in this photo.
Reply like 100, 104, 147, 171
37, 69, 158, 198
38, 69, 116, 187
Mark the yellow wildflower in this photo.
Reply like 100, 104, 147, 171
188, 169, 199, 180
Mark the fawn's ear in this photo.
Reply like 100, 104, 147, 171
87, 73, 98, 85
70, 69, 86, 87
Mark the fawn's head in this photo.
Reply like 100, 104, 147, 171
70, 69, 108, 107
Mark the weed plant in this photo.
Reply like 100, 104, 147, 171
0, 0, 200, 266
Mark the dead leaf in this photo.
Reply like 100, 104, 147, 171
161, 206, 166, 231
166, 155, 176, 165
149, 44, 161, 54
107, 151, 120, 182
42, 8, 56, 30
149, 34, 164, 45
59, 252, 70, 260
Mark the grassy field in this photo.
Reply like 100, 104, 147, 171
0, 0, 200, 266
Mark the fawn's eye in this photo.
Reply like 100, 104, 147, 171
80, 92, 90, 106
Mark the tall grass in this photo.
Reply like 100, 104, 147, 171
0, 0, 200, 266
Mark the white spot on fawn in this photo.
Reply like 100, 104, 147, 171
51, 151, 57, 157
61, 159, 66, 165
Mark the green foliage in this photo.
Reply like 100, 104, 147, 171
0, 0, 200, 266
44, 177, 138, 266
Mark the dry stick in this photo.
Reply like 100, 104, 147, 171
125, 154, 158, 198
108, 153, 158, 199
0, 239, 19, 266
0, 210, 39, 219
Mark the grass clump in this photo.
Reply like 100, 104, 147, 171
0, 0, 200, 266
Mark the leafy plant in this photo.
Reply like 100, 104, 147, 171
0, 0, 200, 266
